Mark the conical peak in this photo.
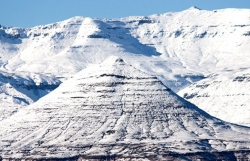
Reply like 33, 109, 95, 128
1, 56, 250, 159
76, 56, 150, 80
187, 6, 201, 10
114, 57, 124, 63
101, 56, 125, 66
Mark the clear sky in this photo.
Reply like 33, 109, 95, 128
1, 0, 250, 28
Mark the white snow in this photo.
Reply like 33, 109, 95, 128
0, 56, 250, 159
1, 8, 249, 89
178, 69, 250, 126
0, 70, 61, 120
0, 7, 250, 158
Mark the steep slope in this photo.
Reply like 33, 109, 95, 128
0, 71, 61, 120
0, 56, 250, 160
178, 69, 250, 126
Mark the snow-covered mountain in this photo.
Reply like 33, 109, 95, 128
1, 56, 250, 160
0, 15, 199, 91
0, 71, 61, 120
178, 69, 250, 126
1, 7, 249, 124
1, 7, 249, 90
0, 5, 250, 147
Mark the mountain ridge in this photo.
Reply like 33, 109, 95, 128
0, 7, 250, 125
178, 69, 250, 126
1, 56, 250, 160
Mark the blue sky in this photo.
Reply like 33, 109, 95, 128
1, 0, 250, 27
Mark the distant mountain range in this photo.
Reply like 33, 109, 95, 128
0, 6, 250, 159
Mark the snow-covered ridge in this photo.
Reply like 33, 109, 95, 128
1, 7, 249, 90
0, 56, 250, 159
178, 69, 250, 126
0, 71, 61, 120
0, 7, 250, 126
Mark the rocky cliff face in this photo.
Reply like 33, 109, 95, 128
0, 57, 250, 160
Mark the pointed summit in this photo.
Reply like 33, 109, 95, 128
0, 56, 250, 159
96, 55, 125, 67
187, 6, 201, 10
75, 56, 151, 80
100, 55, 125, 66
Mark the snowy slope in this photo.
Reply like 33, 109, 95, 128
0, 71, 61, 120
130, 7, 250, 74
178, 68, 250, 126
2, 7, 249, 91
0, 7, 250, 125
0, 56, 250, 159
